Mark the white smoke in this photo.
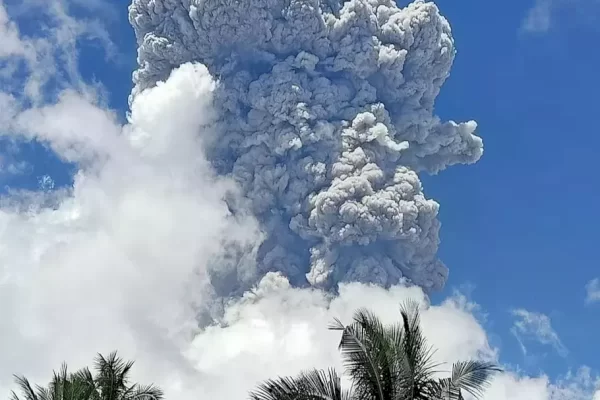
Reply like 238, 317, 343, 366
1, 1, 599, 400
0, 61, 260, 394
128, 0, 483, 294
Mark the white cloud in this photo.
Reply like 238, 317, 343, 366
548, 367, 600, 400
0, 61, 261, 395
0, 157, 30, 177
176, 276, 553, 400
0, 1, 26, 57
522, 0, 553, 33
38, 175, 55, 191
511, 309, 568, 357
0, 0, 116, 104
0, 0, 118, 184
66, 0, 119, 21
522, 0, 600, 34
586, 278, 600, 304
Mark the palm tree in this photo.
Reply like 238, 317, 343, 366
10, 352, 164, 400
10, 364, 97, 400
250, 300, 501, 400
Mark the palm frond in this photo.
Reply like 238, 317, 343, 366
398, 300, 441, 399
33, 387, 52, 400
399, 300, 440, 378
11, 376, 39, 400
94, 352, 133, 400
249, 368, 348, 400
45, 363, 69, 400
329, 309, 388, 400
447, 361, 501, 399
432, 378, 460, 400
72, 367, 95, 386
123, 384, 163, 400
253, 299, 499, 400
9, 353, 159, 400
70, 367, 99, 400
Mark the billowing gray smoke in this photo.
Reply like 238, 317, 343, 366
128, 0, 483, 295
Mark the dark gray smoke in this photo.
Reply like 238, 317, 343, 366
128, 0, 483, 295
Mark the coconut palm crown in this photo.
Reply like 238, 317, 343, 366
250, 300, 501, 400
10, 352, 163, 400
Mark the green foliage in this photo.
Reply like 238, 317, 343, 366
10, 352, 163, 400
250, 300, 501, 400
250, 368, 350, 400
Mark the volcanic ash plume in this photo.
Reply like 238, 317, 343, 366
128, 0, 483, 294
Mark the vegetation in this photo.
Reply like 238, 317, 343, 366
8, 301, 500, 400
10, 352, 163, 400
250, 300, 501, 400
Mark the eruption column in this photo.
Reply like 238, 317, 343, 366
128, 0, 483, 295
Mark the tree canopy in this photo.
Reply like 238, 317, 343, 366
10, 352, 163, 400
250, 300, 501, 400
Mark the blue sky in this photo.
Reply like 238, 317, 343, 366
429, 0, 600, 376
1, 0, 599, 397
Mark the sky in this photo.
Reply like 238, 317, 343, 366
429, 0, 600, 374
0, 0, 599, 399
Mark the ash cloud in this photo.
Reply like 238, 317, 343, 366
128, 0, 483, 294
